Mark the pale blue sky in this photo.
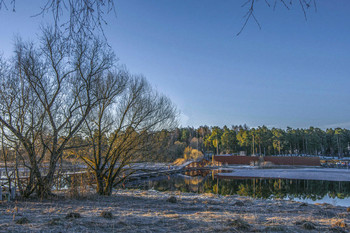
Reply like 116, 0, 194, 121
1, 1, 350, 129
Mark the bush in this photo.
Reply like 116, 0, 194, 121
101, 211, 113, 219
167, 196, 177, 203
15, 217, 29, 224
183, 147, 203, 160
65, 212, 81, 219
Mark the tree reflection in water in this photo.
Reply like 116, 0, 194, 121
126, 170, 350, 201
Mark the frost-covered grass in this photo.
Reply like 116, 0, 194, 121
0, 189, 349, 232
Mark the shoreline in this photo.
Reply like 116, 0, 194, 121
217, 168, 350, 182
0, 189, 349, 232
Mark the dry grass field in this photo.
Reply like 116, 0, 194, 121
0, 189, 349, 232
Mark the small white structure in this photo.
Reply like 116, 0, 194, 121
239, 151, 246, 156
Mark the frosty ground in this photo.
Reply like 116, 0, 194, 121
0, 189, 349, 232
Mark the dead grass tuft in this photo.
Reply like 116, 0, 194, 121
65, 212, 81, 219
328, 226, 348, 233
15, 217, 29, 224
264, 225, 287, 232
117, 221, 128, 226
172, 158, 187, 165
337, 213, 348, 218
315, 203, 334, 209
48, 217, 61, 225
100, 211, 113, 219
227, 217, 251, 230
167, 196, 177, 203
233, 200, 245, 206
302, 221, 316, 230
332, 220, 348, 228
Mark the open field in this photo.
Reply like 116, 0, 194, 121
0, 189, 349, 232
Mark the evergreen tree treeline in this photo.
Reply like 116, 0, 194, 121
151, 125, 350, 162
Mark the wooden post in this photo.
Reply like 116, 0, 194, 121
0, 186, 2, 201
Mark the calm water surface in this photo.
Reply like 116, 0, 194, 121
125, 169, 350, 207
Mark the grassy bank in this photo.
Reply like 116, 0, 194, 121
0, 189, 349, 232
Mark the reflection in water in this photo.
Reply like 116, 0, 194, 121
214, 178, 350, 200
125, 170, 350, 206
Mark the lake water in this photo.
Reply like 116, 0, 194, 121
125, 169, 350, 207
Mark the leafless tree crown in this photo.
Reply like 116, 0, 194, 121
0, 1, 317, 38
0, 0, 115, 38
0, 27, 178, 197
77, 73, 178, 195
0, 28, 116, 197
238, 0, 317, 36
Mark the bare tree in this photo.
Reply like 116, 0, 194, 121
0, 0, 115, 38
76, 74, 177, 195
238, 0, 317, 36
0, 1, 317, 38
0, 28, 115, 198
0, 126, 15, 192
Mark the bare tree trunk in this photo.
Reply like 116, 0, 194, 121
95, 170, 106, 195
77, 75, 177, 196
0, 28, 115, 198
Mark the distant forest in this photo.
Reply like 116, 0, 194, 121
151, 125, 350, 162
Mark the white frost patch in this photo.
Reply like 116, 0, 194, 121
218, 168, 350, 182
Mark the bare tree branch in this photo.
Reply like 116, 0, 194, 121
75, 73, 178, 195
0, 27, 116, 198
237, 0, 317, 36
0, 0, 115, 40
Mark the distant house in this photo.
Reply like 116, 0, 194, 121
214, 155, 321, 166
239, 151, 246, 156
